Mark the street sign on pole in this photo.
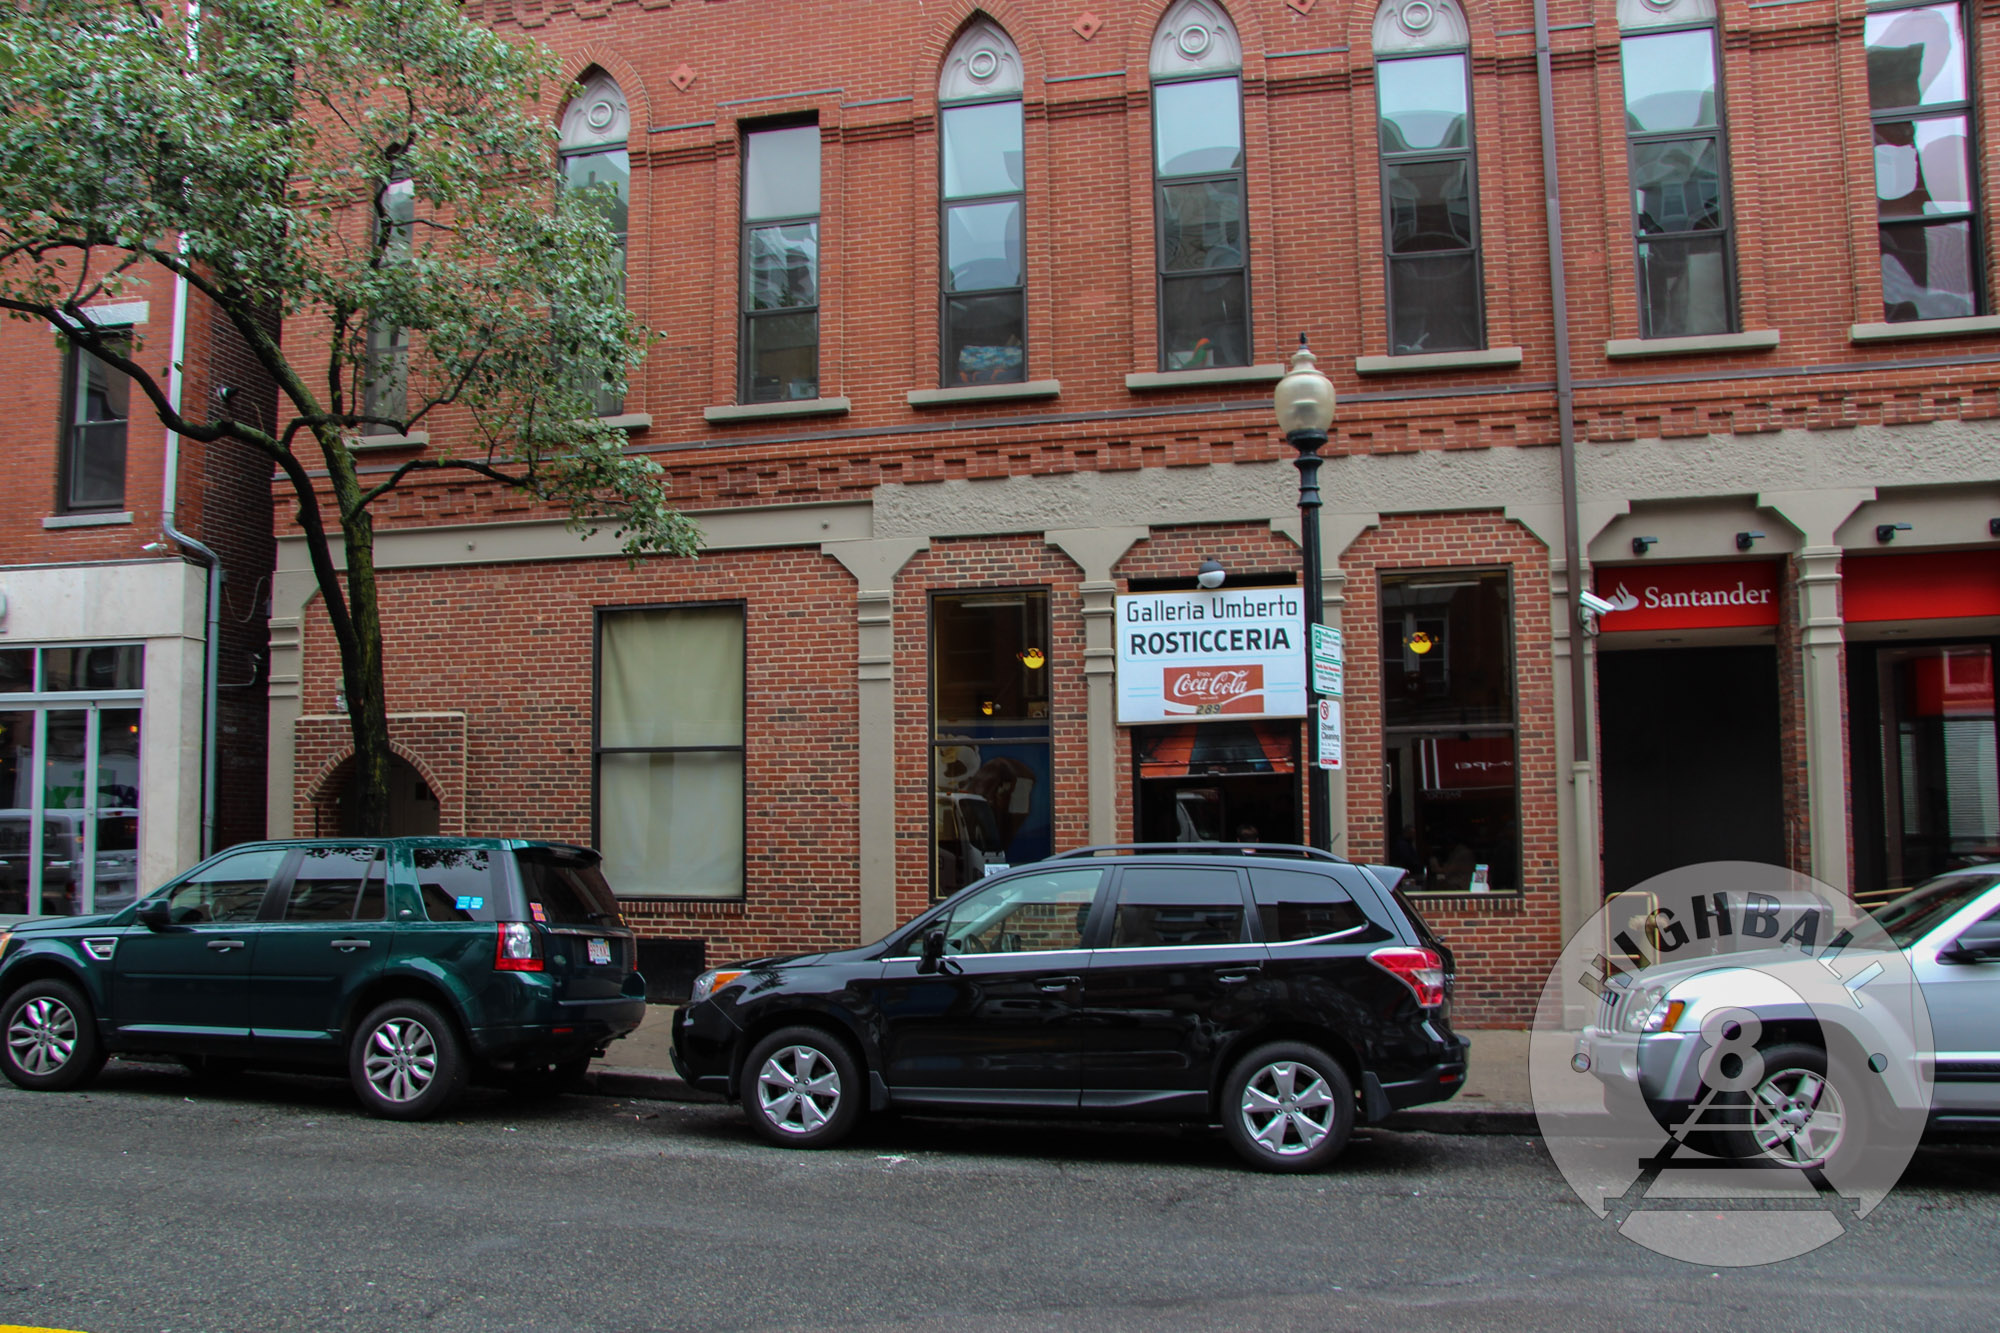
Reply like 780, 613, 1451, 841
1316, 698, 1342, 770
1311, 624, 1343, 697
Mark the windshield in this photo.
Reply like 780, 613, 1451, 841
1873, 872, 2000, 949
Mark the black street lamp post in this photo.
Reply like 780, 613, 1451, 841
1274, 337, 1337, 852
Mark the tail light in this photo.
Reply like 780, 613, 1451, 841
1370, 946, 1446, 1007
495, 921, 544, 973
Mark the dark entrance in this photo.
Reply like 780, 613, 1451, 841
1599, 645, 1784, 894
1133, 720, 1300, 845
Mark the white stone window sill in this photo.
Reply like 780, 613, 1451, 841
1124, 364, 1286, 391
43, 511, 133, 529
1354, 346, 1523, 375
347, 431, 429, 451
907, 379, 1062, 407
704, 397, 851, 423
1604, 329, 1780, 358
592, 413, 653, 432
1849, 314, 2000, 343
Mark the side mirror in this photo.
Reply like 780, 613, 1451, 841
917, 928, 947, 975
136, 898, 171, 930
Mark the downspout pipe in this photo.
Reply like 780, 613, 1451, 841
1533, 0, 1591, 766
156, 258, 221, 861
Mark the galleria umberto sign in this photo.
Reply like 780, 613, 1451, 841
1115, 589, 1308, 724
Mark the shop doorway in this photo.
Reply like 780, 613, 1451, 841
1851, 641, 1998, 900
1599, 645, 1784, 894
1132, 721, 1299, 845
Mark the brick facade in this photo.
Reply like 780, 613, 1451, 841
253, 0, 2000, 1024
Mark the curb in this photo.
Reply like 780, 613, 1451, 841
584, 1066, 1543, 1134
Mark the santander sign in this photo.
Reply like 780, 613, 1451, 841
1592, 560, 1781, 632
1163, 665, 1264, 714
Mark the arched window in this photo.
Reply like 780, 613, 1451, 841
938, 20, 1027, 386
559, 72, 631, 416
1865, 3, 1982, 322
1150, 0, 1249, 371
1619, 0, 1736, 338
1374, 0, 1483, 355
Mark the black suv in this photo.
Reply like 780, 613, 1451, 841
0, 838, 645, 1119
673, 844, 1467, 1171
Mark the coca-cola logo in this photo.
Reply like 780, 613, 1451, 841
1164, 665, 1264, 714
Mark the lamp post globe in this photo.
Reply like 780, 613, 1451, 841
1277, 336, 1336, 852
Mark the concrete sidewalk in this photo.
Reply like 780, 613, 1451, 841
584, 1009, 1546, 1135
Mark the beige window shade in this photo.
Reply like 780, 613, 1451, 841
600, 607, 744, 749
596, 606, 746, 900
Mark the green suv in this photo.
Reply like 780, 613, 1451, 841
0, 838, 646, 1119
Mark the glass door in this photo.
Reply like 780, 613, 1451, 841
1878, 643, 1999, 890
0, 645, 144, 917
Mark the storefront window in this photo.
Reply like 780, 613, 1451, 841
1379, 569, 1518, 893
931, 589, 1052, 899
1859, 643, 1998, 894
0, 644, 144, 916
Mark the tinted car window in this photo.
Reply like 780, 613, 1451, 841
163, 848, 287, 924
1875, 873, 2000, 948
413, 847, 503, 922
282, 846, 385, 922
1109, 867, 1247, 947
516, 850, 623, 927
1250, 866, 1368, 942
939, 868, 1100, 954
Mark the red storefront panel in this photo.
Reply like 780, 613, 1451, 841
1843, 550, 2000, 623
1592, 561, 1781, 632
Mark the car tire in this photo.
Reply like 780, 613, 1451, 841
1, 978, 107, 1092
349, 998, 467, 1121
739, 1026, 863, 1150
505, 1055, 592, 1101
1712, 1042, 1862, 1171
1220, 1041, 1356, 1173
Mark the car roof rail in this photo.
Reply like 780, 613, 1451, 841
1047, 842, 1349, 864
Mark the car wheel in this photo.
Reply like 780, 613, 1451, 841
1220, 1041, 1355, 1173
349, 998, 466, 1121
506, 1055, 592, 1101
1717, 1042, 1854, 1170
1, 979, 106, 1092
740, 1026, 863, 1150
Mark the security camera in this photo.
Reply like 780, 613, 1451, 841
1196, 559, 1226, 590
1578, 590, 1618, 617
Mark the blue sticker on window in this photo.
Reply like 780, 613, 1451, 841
455, 895, 486, 911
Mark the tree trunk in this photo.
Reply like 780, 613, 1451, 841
335, 503, 394, 837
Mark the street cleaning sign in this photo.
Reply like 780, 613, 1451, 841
1115, 588, 1307, 723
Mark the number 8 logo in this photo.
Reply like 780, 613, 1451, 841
1696, 1006, 1765, 1093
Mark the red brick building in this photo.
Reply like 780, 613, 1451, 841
262, 0, 2000, 1022
1, 274, 276, 920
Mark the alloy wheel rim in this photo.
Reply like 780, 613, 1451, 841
1240, 1060, 1335, 1156
756, 1045, 841, 1135
1748, 1065, 1846, 1167
6, 996, 78, 1076
363, 1018, 438, 1103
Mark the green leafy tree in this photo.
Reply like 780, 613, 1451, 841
0, 0, 699, 835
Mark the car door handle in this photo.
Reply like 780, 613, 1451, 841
1215, 967, 1262, 985
1036, 975, 1081, 991
206, 939, 247, 951
330, 939, 373, 952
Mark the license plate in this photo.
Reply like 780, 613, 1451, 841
587, 938, 612, 966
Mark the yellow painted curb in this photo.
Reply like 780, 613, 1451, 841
0, 1324, 92, 1332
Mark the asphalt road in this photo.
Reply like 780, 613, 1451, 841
2, 1061, 1998, 1333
